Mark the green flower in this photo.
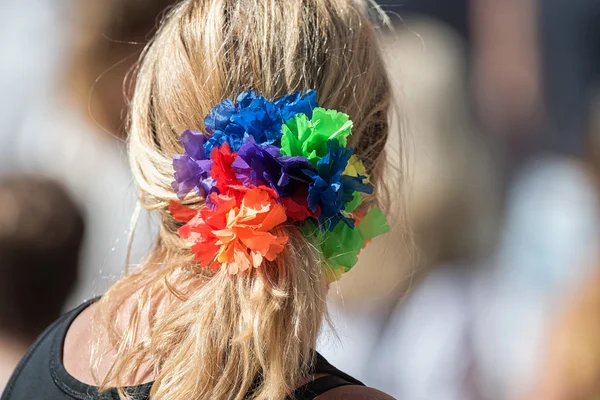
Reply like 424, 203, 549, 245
303, 207, 390, 278
280, 107, 353, 165
344, 192, 364, 214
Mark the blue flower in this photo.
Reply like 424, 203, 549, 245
202, 91, 253, 153
201, 90, 319, 154
275, 89, 318, 121
204, 130, 249, 155
204, 98, 237, 134
230, 95, 283, 146
304, 140, 373, 231
236, 90, 258, 108
172, 130, 216, 200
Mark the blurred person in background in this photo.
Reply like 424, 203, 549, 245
520, 78, 600, 400
382, 1, 600, 398
469, 1, 600, 399
319, 15, 500, 399
522, 268, 600, 400
537, 0, 600, 160
323, 0, 600, 399
0, 0, 178, 307
377, 0, 470, 44
0, 0, 71, 141
0, 177, 83, 393
365, 20, 498, 400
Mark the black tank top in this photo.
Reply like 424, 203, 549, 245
1, 298, 363, 400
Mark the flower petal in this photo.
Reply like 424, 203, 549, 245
169, 201, 198, 223
251, 251, 263, 268
259, 203, 287, 231
180, 130, 208, 160
190, 240, 220, 267
280, 107, 353, 165
265, 236, 288, 261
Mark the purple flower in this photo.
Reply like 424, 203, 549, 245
304, 140, 373, 231
171, 130, 215, 200
232, 137, 313, 197
278, 155, 314, 193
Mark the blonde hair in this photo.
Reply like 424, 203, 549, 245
95, 0, 392, 399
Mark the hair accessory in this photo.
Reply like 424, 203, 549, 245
170, 90, 389, 279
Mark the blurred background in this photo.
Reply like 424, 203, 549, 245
1, 0, 600, 399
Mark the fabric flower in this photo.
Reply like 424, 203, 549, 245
171, 130, 215, 200
280, 108, 353, 166
203, 91, 254, 154
281, 186, 317, 221
170, 194, 237, 269
171, 89, 390, 282
203, 90, 319, 154
341, 155, 371, 213
302, 207, 390, 280
303, 140, 372, 231
230, 95, 284, 146
204, 130, 249, 155
235, 90, 258, 108
208, 142, 249, 204
274, 89, 318, 121
343, 192, 363, 214
232, 137, 314, 198
204, 98, 238, 133
344, 155, 370, 184
169, 200, 200, 223
171, 187, 289, 274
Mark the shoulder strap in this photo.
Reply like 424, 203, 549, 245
290, 375, 357, 400
286, 352, 364, 400
312, 353, 363, 386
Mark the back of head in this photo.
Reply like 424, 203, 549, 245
99, 1, 392, 399
0, 177, 83, 341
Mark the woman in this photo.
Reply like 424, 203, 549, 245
2, 0, 397, 398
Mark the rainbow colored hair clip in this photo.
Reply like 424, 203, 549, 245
170, 90, 389, 279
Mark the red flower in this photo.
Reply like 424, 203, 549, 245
210, 143, 241, 191
281, 186, 319, 221
170, 186, 288, 274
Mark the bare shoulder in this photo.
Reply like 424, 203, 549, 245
317, 385, 396, 400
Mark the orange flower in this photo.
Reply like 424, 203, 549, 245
170, 186, 288, 274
